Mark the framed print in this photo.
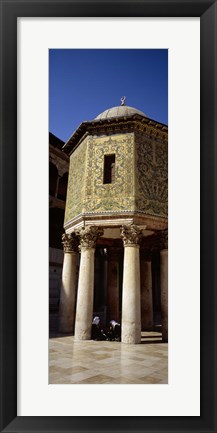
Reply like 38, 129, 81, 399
0, 0, 216, 432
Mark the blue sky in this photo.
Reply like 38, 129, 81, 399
49, 49, 168, 142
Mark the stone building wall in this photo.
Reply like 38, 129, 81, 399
49, 133, 69, 333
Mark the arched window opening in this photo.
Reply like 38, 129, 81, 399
57, 172, 68, 201
49, 162, 58, 196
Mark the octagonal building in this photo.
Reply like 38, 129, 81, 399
59, 99, 168, 344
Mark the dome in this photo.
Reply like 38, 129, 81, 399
95, 104, 147, 120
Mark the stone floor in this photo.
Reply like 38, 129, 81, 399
49, 331, 168, 384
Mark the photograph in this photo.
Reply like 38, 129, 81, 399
49, 49, 168, 385
1, 0, 216, 430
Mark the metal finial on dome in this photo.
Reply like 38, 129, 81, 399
121, 96, 126, 106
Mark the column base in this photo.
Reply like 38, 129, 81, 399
74, 323, 92, 341
74, 335, 91, 341
121, 323, 141, 344
74, 326, 92, 341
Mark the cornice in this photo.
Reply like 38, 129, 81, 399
62, 114, 168, 156
64, 211, 168, 233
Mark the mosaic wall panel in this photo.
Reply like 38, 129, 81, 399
64, 138, 87, 223
135, 131, 168, 218
84, 133, 135, 213
64, 128, 168, 224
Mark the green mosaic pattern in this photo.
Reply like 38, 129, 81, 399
135, 132, 168, 217
64, 138, 87, 223
84, 134, 135, 212
64, 128, 168, 224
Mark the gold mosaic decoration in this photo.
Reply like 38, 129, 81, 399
64, 126, 168, 224
135, 131, 168, 218
64, 138, 87, 223
84, 133, 135, 213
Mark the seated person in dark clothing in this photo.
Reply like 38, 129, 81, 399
91, 316, 107, 341
108, 320, 121, 341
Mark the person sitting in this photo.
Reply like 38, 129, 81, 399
109, 320, 121, 342
91, 316, 107, 341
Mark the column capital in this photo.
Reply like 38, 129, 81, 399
120, 224, 143, 247
76, 225, 104, 250
160, 228, 168, 250
62, 232, 79, 253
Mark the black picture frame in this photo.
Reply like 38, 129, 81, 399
0, 1, 216, 432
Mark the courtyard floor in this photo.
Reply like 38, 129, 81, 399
49, 331, 168, 384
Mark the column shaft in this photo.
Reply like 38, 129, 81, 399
160, 249, 168, 342
141, 260, 153, 330
74, 248, 95, 340
122, 246, 141, 344
74, 225, 103, 341
59, 252, 77, 333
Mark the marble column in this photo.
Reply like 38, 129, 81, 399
160, 229, 168, 342
59, 233, 79, 333
107, 247, 120, 322
74, 226, 103, 341
120, 224, 144, 344
140, 249, 153, 331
